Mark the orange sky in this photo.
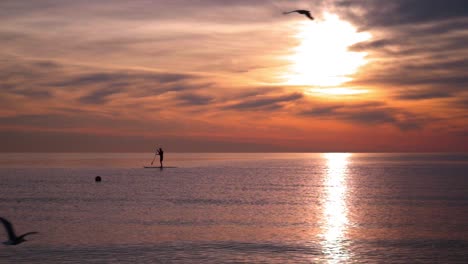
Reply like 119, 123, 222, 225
1, 0, 467, 152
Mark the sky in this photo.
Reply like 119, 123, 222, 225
1, 0, 467, 152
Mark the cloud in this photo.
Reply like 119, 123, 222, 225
54, 71, 195, 88
300, 102, 428, 130
452, 98, 468, 109
224, 92, 303, 111
14, 89, 52, 99
175, 93, 215, 106
334, 0, 468, 28
0, 58, 207, 109
79, 86, 123, 104
0, 58, 62, 99
394, 89, 453, 100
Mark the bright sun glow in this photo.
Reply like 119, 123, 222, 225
311, 87, 369, 96
284, 13, 371, 93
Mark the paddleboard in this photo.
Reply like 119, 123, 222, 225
144, 166, 178, 168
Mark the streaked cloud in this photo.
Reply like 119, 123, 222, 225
224, 92, 303, 111
300, 101, 429, 130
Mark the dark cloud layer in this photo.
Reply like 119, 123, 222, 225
175, 93, 215, 106
335, 0, 468, 28
0, 58, 208, 107
54, 72, 195, 89
79, 87, 123, 104
301, 102, 428, 131
394, 89, 453, 101
225, 92, 303, 111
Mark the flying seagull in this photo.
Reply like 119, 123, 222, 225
283, 10, 314, 20
0, 217, 38, 245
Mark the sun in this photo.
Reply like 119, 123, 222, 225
283, 13, 371, 93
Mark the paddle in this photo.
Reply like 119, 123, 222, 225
151, 154, 157, 165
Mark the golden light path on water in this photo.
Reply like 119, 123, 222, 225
322, 153, 351, 263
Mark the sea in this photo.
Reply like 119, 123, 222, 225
0, 153, 467, 263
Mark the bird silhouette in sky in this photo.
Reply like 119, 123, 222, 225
283, 10, 314, 20
1, 217, 38, 245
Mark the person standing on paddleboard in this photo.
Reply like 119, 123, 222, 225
152, 147, 164, 168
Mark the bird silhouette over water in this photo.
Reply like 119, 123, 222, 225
0, 217, 38, 245
283, 10, 314, 20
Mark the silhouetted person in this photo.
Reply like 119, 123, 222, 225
0, 217, 38, 245
283, 9, 314, 20
157, 148, 164, 168
151, 147, 164, 168
95, 176, 102, 182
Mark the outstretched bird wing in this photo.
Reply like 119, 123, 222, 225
283, 10, 314, 20
302, 11, 314, 20
0, 217, 17, 241
19, 232, 39, 240
283, 10, 302, 15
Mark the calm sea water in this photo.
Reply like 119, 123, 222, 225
1, 153, 468, 263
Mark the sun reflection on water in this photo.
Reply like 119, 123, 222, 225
322, 153, 351, 263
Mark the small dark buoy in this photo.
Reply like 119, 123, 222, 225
95, 176, 102, 182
